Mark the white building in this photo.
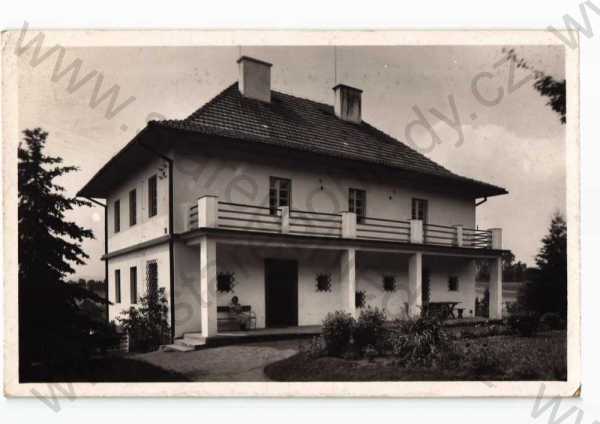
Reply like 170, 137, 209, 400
78, 56, 508, 343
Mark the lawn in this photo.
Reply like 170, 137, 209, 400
22, 355, 189, 382
264, 330, 567, 382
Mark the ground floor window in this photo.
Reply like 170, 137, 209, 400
130, 266, 138, 304
146, 260, 158, 300
114, 269, 121, 303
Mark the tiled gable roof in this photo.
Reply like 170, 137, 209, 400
154, 83, 506, 195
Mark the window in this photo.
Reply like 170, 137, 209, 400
146, 260, 158, 301
114, 269, 121, 303
269, 177, 291, 215
448, 275, 459, 292
129, 189, 137, 226
114, 200, 120, 233
148, 175, 157, 217
130, 267, 138, 304
411, 198, 428, 223
349, 188, 367, 223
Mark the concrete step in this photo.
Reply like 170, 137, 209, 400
178, 337, 207, 348
161, 343, 195, 352
183, 332, 204, 340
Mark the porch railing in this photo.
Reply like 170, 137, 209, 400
218, 201, 282, 233
289, 209, 342, 237
356, 216, 411, 242
188, 197, 500, 249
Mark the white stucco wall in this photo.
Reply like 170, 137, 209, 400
107, 243, 171, 325
107, 157, 170, 253
216, 245, 346, 327
172, 146, 476, 234
424, 255, 477, 318
356, 252, 411, 319
172, 242, 479, 336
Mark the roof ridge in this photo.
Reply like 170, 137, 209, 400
148, 80, 506, 196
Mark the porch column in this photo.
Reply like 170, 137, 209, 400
340, 248, 356, 317
408, 252, 423, 317
200, 236, 218, 337
489, 256, 503, 319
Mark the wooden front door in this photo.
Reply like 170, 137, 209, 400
264, 259, 298, 327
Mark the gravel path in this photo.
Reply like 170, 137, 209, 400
133, 339, 306, 381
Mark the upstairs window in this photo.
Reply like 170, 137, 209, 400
130, 266, 138, 304
146, 260, 158, 302
269, 177, 291, 215
148, 175, 158, 217
411, 198, 428, 223
114, 200, 120, 233
349, 188, 366, 223
129, 189, 137, 226
114, 269, 121, 303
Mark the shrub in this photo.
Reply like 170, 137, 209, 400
322, 311, 356, 356
118, 288, 171, 352
355, 290, 367, 308
363, 345, 378, 362
90, 320, 122, 354
389, 316, 450, 366
463, 343, 502, 377
354, 307, 387, 353
301, 336, 325, 359
507, 311, 539, 337
539, 312, 564, 331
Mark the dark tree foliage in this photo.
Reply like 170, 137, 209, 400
534, 76, 566, 124
475, 252, 527, 283
18, 128, 108, 380
518, 213, 567, 318
504, 48, 566, 124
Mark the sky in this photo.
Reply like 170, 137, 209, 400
17, 45, 566, 279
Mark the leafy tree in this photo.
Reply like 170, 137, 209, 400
518, 213, 567, 317
18, 128, 108, 379
118, 288, 171, 352
475, 252, 527, 282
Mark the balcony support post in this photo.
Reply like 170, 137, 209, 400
200, 235, 218, 337
340, 248, 357, 318
408, 252, 423, 317
489, 256, 503, 319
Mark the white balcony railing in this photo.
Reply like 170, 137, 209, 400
188, 196, 500, 249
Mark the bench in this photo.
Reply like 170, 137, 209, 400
425, 302, 460, 320
217, 305, 256, 331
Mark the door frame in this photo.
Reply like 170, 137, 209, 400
264, 258, 299, 327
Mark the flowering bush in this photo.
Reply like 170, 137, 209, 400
118, 288, 170, 352
322, 311, 356, 356
354, 307, 387, 353
388, 316, 450, 366
507, 311, 539, 337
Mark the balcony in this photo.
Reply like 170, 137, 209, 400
188, 196, 502, 250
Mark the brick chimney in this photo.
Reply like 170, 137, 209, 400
333, 84, 362, 123
237, 56, 272, 103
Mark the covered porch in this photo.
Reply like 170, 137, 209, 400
173, 229, 504, 341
